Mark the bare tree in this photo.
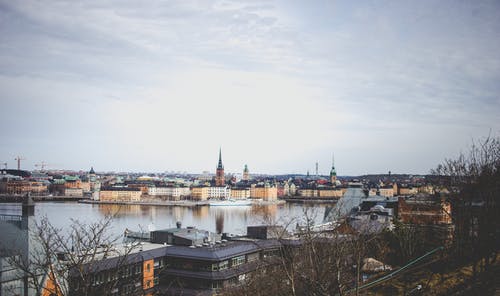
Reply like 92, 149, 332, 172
222, 205, 387, 296
431, 135, 499, 284
7, 215, 143, 296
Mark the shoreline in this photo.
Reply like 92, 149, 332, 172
79, 199, 286, 207
281, 197, 339, 203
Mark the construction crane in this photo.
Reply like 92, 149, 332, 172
14, 156, 25, 170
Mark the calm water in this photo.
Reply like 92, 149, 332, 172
34, 202, 331, 236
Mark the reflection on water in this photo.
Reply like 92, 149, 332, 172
0, 201, 333, 294
34, 202, 330, 236
215, 212, 224, 234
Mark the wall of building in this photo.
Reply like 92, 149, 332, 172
99, 189, 142, 202
231, 188, 250, 199
250, 186, 277, 201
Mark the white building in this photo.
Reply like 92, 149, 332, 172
208, 186, 231, 199
148, 186, 191, 197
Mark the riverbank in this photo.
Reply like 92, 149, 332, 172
79, 199, 209, 207
79, 199, 286, 207
0, 194, 88, 202
281, 197, 339, 203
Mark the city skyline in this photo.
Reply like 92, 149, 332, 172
1, 1, 499, 175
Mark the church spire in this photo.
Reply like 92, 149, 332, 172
330, 152, 337, 184
217, 147, 224, 169
215, 147, 225, 186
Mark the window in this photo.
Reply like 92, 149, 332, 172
212, 260, 228, 271
211, 281, 222, 289
247, 252, 260, 262
135, 264, 142, 275
231, 255, 246, 267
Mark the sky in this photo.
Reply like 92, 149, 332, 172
1, 0, 499, 175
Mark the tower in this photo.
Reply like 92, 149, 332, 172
215, 148, 225, 186
242, 164, 249, 181
330, 153, 337, 185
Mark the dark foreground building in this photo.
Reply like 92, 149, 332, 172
68, 224, 286, 296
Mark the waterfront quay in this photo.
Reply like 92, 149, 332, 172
79, 199, 210, 207
79, 198, 285, 207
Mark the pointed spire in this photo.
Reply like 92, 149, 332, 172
330, 152, 337, 177
217, 147, 224, 169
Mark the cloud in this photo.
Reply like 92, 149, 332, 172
0, 0, 499, 174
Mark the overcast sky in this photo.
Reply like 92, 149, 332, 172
1, 0, 499, 175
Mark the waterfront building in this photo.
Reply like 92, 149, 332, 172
208, 186, 231, 199
64, 188, 84, 197
191, 186, 209, 201
318, 188, 344, 198
148, 186, 191, 199
230, 187, 250, 199
0, 179, 48, 195
80, 180, 91, 193
64, 176, 82, 189
99, 187, 142, 202
297, 188, 318, 198
250, 183, 277, 201
127, 183, 152, 195
215, 148, 225, 186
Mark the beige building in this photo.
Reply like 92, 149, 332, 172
0, 180, 48, 195
297, 188, 318, 197
318, 188, 344, 198
418, 185, 435, 195
81, 181, 91, 193
64, 188, 83, 197
191, 186, 209, 201
99, 187, 142, 202
231, 187, 250, 199
379, 187, 394, 198
250, 184, 277, 201
398, 186, 418, 196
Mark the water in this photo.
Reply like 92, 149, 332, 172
34, 202, 331, 236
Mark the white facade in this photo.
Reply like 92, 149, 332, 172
208, 186, 231, 199
148, 186, 191, 197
